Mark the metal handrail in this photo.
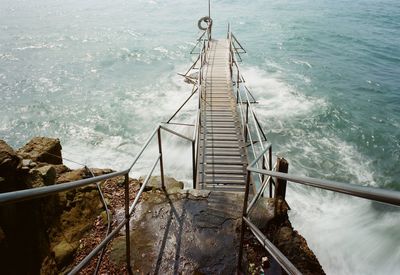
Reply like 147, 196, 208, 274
0, 169, 130, 205
228, 30, 273, 194
0, 122, 198, 274
230, 25, 400, 274
243, 216, 302, 275
239, 138, 400, 274
249, 167, 400, 206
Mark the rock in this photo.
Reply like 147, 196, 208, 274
276, 226, 293, 243
100, 210, 110, 225
0, 140, 19, 177
22, 159, 32, 167
143, 176, 184, 192
179, 188, 210, 199
52, 240, 77, 267
36, 165, 57, 186
51, 164, 71, 176
56, 168, 89, 184
17, 137, 62, 165
248, 197, 275, 231
25, 165, 57, 188
90, 168, 114, 176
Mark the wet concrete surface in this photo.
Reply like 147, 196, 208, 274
110, 189, 244, 274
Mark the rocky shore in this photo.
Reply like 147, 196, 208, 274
0, 137, 324, 274
0, 137, 132, 274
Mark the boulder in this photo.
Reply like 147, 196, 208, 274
143, 176, 184, 192
248, 197, 276, 231
17, 137, 62, 165
0, 140, 20, 177
56, 168, 90, 184
52, 240, 78, 267
36, 165, 57, 186
24, 166, 57, 188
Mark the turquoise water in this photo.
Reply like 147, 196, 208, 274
0, 0, 399, 273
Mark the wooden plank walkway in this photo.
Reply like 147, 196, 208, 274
197, 39, 248, 192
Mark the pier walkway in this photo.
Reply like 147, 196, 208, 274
197, 39, 248, 192
0, 18, 400, 275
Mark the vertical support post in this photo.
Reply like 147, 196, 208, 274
238, 170, 251, 272
236, 85, 239, 104
192, 140, 196, 189
262, 156, 266, 183
207, 0, 211, 41
274, 157, 289, 200
244, 102, 249, 142
157, 127, 165, 189
208, 0, 211, 19
269, 146, 273, 197
124, 174, 131, 272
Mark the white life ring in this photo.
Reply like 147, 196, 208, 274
198, 16, 213, 31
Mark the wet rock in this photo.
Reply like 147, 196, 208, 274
17, 137, 62, 165
248, 197, 275, 231
0, 140, 19, 177
143, 176, 184, 192
261, 200, 324, 275
110, 190, 243, 274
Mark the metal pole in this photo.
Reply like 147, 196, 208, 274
124, 174, 131, 271
269, 147, 273, 197
192, 140, 196, 189
245, 102, 249, 142
208, 0, 211, 19
238, 170, 251, 272
262, 156, 266, 184
157, 128, 165, 189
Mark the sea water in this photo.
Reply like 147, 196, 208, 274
0, 0, 399, 274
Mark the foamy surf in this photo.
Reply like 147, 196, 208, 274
239, 65, 400, 274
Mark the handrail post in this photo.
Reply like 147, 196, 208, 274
244, 102, 249, 142
157, 127, 165, 188
269, 146, 273, 197
192, 140, 196, 189
236, 74, 239, 103
124, 173, 132, 272
262, 156, 266, 184
238, 170, 251, 272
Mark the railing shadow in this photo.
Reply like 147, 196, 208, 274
154, 188, 187, 275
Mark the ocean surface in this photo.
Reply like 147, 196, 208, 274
1, 0, 399, 273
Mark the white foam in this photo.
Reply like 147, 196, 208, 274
241, 66, 325, 122
239, 65, 399, 274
